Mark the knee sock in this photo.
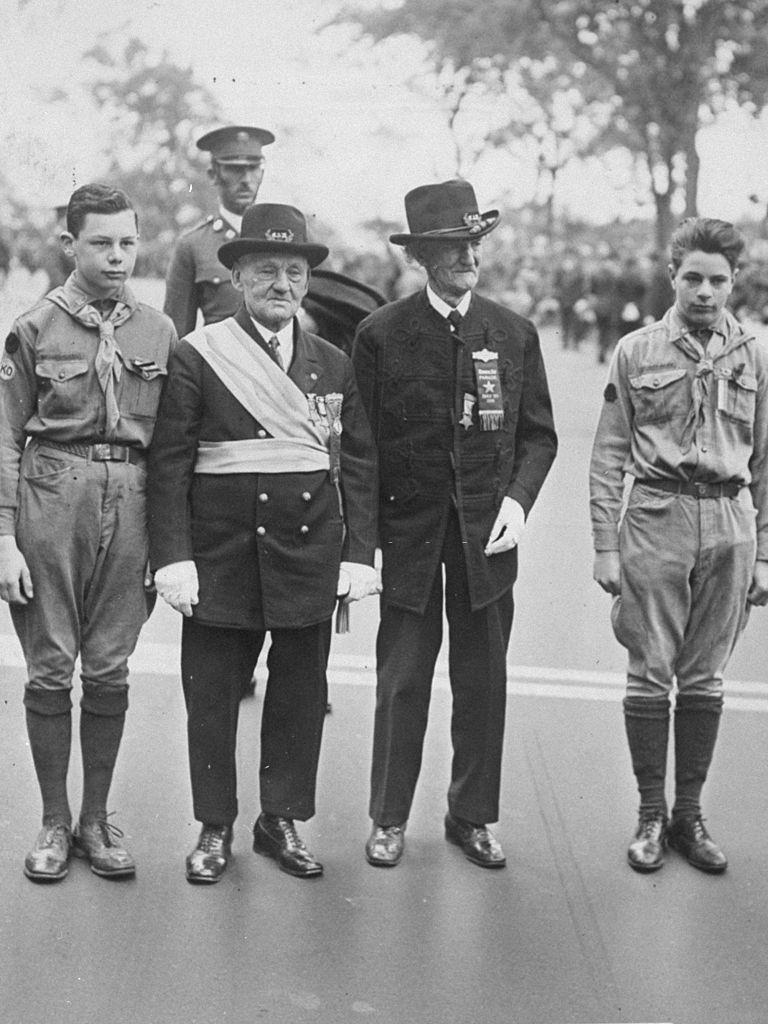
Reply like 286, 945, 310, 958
79, 710, 126, 823
25, 708, 72, 828
623, 696, 670, 816
672, 693, 723, 820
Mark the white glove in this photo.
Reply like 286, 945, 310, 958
484, 497, 526, 556
337, 561, 381, 603
154, 560, 199, 617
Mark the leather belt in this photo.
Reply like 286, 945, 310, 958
637, 478, 741, 499
35, 439, 145, 465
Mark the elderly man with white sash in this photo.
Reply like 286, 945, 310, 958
148, 204, 378, 884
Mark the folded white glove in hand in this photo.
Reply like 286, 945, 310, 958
337, 561, 381, 603
484, 497, 526, 556
154, 560, 199, 617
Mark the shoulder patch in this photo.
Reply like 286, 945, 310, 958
603, 382, 617, 403
4, 332, 19, 355
0, 358, 15, 382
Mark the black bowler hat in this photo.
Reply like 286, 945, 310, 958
197, 125, 275, 165
218, 203, 329, 269
389, 179, 499, 246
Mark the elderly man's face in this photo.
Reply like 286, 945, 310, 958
232, 253, 310, 332
422, 238, 482, 304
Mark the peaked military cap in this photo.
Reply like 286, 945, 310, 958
218, 203, 329, 269
197, 125, 275, 165
390, 179, 499, 245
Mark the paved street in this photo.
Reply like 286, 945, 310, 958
1, 318, 768, 1023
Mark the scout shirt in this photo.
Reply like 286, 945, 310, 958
0, 276, 176, 534
589, 307, 768, 558
163, 210, 240, 339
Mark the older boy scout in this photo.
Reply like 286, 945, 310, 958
163, 125, 274, 339
0, 183, 176, 882
590, 217, 768, 875
148, 203, 378, 884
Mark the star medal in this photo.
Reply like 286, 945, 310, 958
471, 348, 504, 431
460, 393, 476, 430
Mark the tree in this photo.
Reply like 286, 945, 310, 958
336, 0, 768, 249
84, 38, 223, 274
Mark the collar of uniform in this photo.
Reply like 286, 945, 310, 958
219, 206, 242, 233
666, 306, 733, 346
425, 283, 471, 321
58, 271, 138, 315
249, 316, 293, 349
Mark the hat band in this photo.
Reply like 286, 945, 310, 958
412, 212, 495, 237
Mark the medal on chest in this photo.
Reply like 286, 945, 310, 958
471, 348, 504, 430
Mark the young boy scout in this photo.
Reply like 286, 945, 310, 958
590, 217, 768, 875
0, 183, 176, 882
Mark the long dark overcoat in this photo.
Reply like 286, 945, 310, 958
352, 289, 557, 614
148, 306, 377, 630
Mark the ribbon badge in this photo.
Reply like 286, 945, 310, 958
471, 348, 504, 431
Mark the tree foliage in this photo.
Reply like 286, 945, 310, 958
336, 0, 768, 247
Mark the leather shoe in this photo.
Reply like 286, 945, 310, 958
365, 823, 405, 867
627, 811, 667, 873
252, 813, 323, 878
444, 813, 506, 868
73, 816, 136, 878
667, 815, 727, 874
185, 824, 233, 884
24, 823, 72, 882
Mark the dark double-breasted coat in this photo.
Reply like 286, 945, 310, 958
352, 288, 557, 614
147, 306, 377, 631
163, 214, 241, 340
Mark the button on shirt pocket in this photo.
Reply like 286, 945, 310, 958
35, 359, 89, 418
628, 367, 688, 424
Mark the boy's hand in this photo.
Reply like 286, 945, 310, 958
154, 560, 199, 617
593, 551, 621, 595
747, 559, 768, 606
0, 536, 33, 604
484, 497, 526, 556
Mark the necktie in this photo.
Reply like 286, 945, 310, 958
267, 335, 285, 370
447, 309, 463, 333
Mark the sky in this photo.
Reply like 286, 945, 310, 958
3, 0, 768, 239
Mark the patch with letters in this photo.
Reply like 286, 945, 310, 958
0, 358, 15, 382
603, 382, 617, 403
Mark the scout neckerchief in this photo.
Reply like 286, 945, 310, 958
670, 309, 754, 453
47, 274, 138, 438
186, 317, 340, 474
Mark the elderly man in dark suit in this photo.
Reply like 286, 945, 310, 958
352, 180, 557, 869
148, 203, 379, 884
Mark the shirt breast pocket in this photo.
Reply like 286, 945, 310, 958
119, 361, 168, 419
718, 370, 756, 425
628, 367, 687, 424
35, 359, 89, 417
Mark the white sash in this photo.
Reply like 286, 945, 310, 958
187, 318, 331, 474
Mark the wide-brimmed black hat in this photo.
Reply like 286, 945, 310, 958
390, 179, 499, 246
218, 204, 329, 270
304, 270, 386, 327
197, 125, 274, 165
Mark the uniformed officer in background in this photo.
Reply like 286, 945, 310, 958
163, 125, 274, 339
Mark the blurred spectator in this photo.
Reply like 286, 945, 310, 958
553, 251, 586, 348
588, 250, 622, 364
643, 250, 672, 323
616, 255, 646, 336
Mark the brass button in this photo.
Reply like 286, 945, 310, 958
300, 525, 309, 535
302, 491, 311, 502
59, 369, 67, 379
212, 277, 221, 285
257, 429, 267, 439
256, 526, 266, 537
258, 492, 269, 502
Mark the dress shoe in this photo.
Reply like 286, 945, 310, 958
627, 811, 667, 872
444, 813, 506, 868
667, 815, 727, 874
24, 823, 72, 882
185, 824, 233, 884
365, 823, 405, 867
252, 813, 323, 878
73, 816, 136, 878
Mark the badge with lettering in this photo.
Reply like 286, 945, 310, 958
0, 358, 15, 382
471, 349, 503, 430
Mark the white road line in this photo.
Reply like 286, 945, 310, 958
2, 635, 768, 709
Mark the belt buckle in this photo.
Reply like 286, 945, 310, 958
694, 481, 714, 498
91, 443, 112, 461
